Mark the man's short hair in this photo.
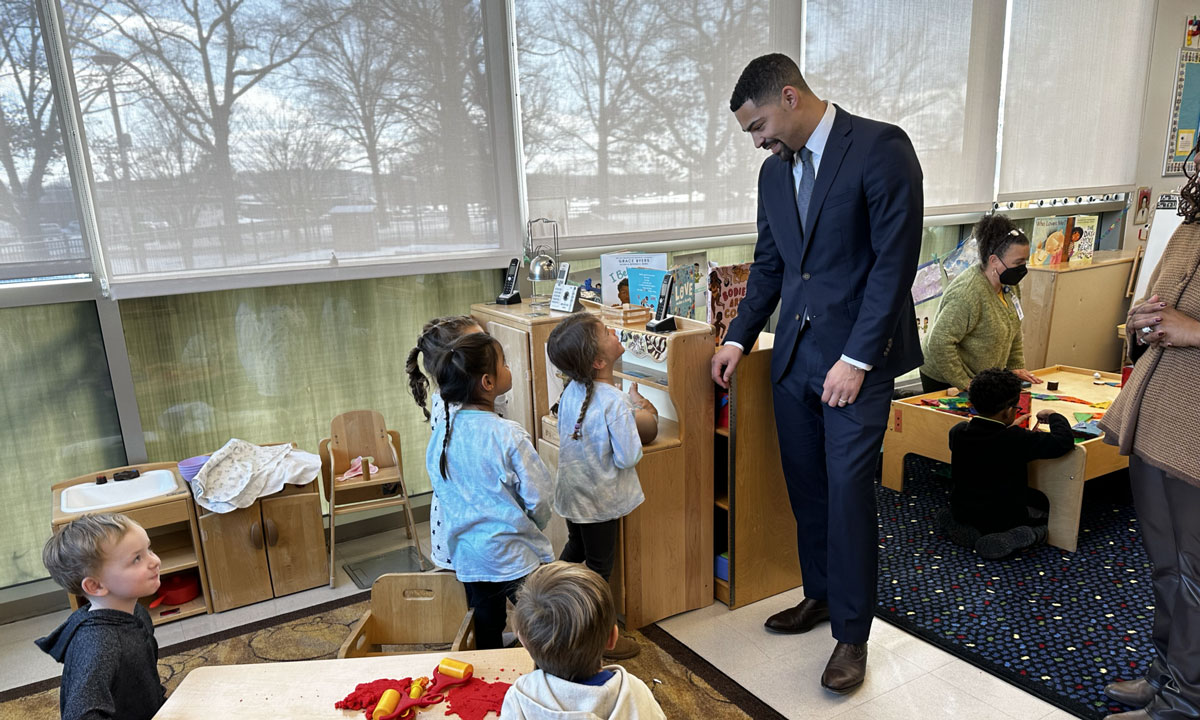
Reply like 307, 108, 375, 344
511, 562, 616, 681
729, 53, 810, 112
43, 513, 137, 596
968, 367, 1023, 416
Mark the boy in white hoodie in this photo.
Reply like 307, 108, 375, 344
501, 562, 666, 720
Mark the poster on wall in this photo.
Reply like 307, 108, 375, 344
1163, 48, 1200, 176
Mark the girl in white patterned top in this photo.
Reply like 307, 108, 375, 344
546, 312, 658, 660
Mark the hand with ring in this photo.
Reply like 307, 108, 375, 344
821, 359, 866, 408
1128, 294, 1165, 346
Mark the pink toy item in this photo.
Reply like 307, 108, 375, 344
340, 455, 379, 482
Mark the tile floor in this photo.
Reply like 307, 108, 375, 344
658, 586, 1080, 720
3, 520, 1082, 720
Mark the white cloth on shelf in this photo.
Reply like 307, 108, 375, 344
190, 438, 320, 513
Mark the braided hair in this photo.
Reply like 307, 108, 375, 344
546, 313, 605, 441
433, 332, 502, 479
407, 315, 481, 421
974, 213, 1028, 264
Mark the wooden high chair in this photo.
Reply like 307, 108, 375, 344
320, 410, 427, 587
338, 572, 475, 658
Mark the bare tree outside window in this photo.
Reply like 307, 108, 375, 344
243, 109, 347, 248
517, 0, 764, 237
296, 0, 405, 228
0, 0, 95, 269
62, 0, 501, 279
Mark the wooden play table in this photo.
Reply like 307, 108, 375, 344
881, 365, 1128, 552
154, 647, 532, 719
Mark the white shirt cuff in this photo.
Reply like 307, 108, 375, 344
724, 341, 745, 352
840, 354, 872, 371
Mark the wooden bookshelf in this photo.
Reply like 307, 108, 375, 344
714, 334, 803, 609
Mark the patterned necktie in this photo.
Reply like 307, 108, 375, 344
796, 146, 815, 230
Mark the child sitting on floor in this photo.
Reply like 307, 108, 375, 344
546, 313, 658, 660
502, 561, 666, 720
427, 332, 554, 649
36, 512, 166, 720
937, 367, 1074, 559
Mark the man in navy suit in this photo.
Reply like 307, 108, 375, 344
712, 54, 924, 693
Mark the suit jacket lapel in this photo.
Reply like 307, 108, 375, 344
801, 108, 852, 264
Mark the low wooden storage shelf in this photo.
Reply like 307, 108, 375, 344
198, 481, 328, 613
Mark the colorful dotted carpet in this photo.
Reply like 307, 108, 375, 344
876, 455, 1153, 720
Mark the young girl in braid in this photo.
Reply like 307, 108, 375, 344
406, 315, 508, 426
545, 312, 658, 660
425, 331, 553, 649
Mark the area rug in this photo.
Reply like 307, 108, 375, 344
877, 455, 1154, 720
0, 592, 774, 719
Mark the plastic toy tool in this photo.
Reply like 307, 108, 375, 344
374, 661, 475, 720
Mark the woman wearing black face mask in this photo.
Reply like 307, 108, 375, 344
919, 214, 1042, 393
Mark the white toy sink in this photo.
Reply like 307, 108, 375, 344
60, 469, 183, 513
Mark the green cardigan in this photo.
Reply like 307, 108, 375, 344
920, 265, 1024, 389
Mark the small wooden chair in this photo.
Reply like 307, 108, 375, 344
1029, 445, 1088, 552
320, 410, 427, 587
338, 572, 475, 658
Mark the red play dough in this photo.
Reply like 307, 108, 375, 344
443, 677, 512, 720
335, 678, 412, 719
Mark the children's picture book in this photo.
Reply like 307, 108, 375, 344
668, 262, 703, 319
626, 267, 669, 310
1065, 214, 1097, 262
1030, 216, 1068, 266
599, 251, 667, 306
706, 262, 751, 345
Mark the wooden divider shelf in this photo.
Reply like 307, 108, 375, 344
714, 334, 803, 609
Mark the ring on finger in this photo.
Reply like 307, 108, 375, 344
1141, 325, 1153, 335
838, 399, 847, 405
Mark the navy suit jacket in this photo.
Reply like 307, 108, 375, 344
725, 107, 925, 383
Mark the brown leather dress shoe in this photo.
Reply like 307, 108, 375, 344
1103, 711, 1151, 720
603, 634, 641, 661
764, 598, 830, 634
821, 642, 867, 694
1104, 678, 1157, 708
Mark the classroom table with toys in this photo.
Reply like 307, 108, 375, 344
153, 647, 532, 719
881, 365, 1128, 552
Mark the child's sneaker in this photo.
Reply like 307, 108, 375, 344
976, 526, 1037, 559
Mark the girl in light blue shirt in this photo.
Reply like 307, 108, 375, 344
425, 332, 554, 649
546, 313, 658, 660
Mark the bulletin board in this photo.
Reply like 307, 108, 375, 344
1164, 48, 1200, 175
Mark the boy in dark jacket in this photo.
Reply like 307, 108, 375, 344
937, 367, 1075, 559
37, 512, 165, 720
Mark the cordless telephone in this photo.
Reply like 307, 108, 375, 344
496, 258, 522, 304
645, 273, 677, 333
